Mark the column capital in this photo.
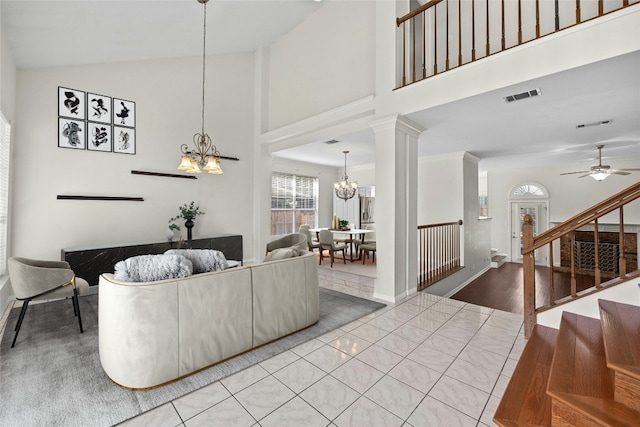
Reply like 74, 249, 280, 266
369, 114, 425, 138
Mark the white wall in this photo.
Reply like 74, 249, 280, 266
488, 157, 640, 261
267, 0, 376, 129
11, 54, 256, 261
0, 24, 17, 318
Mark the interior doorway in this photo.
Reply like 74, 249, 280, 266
509, 183, 549, 265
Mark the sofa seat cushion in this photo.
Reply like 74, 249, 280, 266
114, 254, 193, 282
164, 249, 229, 273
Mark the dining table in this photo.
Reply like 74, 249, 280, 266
310, 228, 374, 262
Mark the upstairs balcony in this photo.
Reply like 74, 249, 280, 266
396, 0, 639, 88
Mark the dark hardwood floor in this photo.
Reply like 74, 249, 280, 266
450, 262, 598, 314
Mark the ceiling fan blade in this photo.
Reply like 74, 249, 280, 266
577, 173, 592, 178
618, 168, 640, 171
609, 170, 631, 176
560, 171, 589, 175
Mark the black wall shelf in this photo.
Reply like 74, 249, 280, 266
57, 195, 144, 202
131, 170, 197, 179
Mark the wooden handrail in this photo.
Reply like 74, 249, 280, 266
397, 0, 443, 26
524, 182, 640, 253
522, 181, 640, 338
418, 219, 463, 230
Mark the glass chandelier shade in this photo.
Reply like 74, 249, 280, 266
590, 170, 609, 181
177, 0, 223, 175
334, 150, 358, 201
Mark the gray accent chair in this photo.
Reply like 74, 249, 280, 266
265, 233, 307, 255
7, 257, 90, 348
299, 224, 321, 253
319, 229, 347, 267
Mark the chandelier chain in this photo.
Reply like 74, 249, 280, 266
201, 1, 207, 135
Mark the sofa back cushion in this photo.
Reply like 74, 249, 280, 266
164, 249, 228, 273
114, 254, 193, 282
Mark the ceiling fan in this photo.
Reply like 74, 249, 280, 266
560, 144, 640, 181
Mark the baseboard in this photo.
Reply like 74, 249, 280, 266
0, 275, 14, 319
443, 265, 491, 298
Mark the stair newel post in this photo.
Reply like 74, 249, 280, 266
523, 214, 536, 339
594, 218, 601, 288
619, 206, 626, 277
548, 241, 555, 305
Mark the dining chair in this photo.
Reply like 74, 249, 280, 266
360, 241, 376, 264
319, 229, 347, 267
7, 257, 90, 348
299, 224, 321, 253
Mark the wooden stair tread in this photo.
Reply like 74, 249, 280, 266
598, 299, 640, 381
494, 324, 557, 427
547, 312, 614, 399
550, 392, 640, 426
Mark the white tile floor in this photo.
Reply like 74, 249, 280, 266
115, 267, 525, 427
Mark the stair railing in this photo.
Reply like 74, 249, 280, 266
417, 219, 464, 290
396, 0, 639, 88
522, 181, 640, 338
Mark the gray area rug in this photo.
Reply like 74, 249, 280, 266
0, 287, 385, 426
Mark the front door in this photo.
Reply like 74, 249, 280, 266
511, 202, 547, 265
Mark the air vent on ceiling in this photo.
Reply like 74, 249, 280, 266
323, 139, 340, 144
503, 88, 542, 103
576, 119, 613, 129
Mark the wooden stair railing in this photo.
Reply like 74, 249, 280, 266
396, 0, 640, 88
417, 219, 463, 290
495, 299, 640, 426
523, 181, 640, 339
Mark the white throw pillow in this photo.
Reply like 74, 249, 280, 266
263, 247, 301, 262
114, 254, 193, 282
164, 249, 228, 273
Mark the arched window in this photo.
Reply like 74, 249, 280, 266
511, 183, 548, 199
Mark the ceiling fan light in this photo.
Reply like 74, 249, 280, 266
591, 171, 609, 181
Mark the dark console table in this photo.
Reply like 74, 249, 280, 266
61, 234, 243, 286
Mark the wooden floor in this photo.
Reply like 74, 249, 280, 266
450, 262, 599, 314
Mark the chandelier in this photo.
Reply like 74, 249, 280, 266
334, 151, 358, 201
178, 0, 223, 174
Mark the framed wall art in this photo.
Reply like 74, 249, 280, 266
58, 87, 86, 120
58, 118, 86, 149
87, 93, 112, 124
113, 126, 135, 154
113, 98, 135, 128
87, 122, 112, 152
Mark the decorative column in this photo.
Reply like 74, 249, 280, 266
370, 114, 424, 302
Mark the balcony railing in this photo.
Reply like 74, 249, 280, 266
396, 0, 639, 88
417, 219, 464, 290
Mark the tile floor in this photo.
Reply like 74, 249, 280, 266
116, 267, 525, 427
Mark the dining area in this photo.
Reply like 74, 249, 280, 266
299, 224, 376, 268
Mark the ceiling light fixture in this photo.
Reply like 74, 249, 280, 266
178, 0, 223, 175
334, 151, 358, 201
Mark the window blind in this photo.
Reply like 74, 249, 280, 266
271, 173, 318, 236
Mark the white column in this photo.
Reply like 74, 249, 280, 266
370, 114, 424, 303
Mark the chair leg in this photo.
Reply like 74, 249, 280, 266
330, 250, 334, 267
342, 248, 346, 264
362, 249, 367, 264
11, 300, 30, 348
73, 288, 84, 333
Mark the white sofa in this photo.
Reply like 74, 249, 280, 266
98, 251, 319, 389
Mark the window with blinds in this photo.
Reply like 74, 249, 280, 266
271, 173, 318, 236
0, 112, 11, 275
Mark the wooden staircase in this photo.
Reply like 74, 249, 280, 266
494, 299, 640, 426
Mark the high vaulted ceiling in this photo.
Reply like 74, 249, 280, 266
2, 1, 639, 172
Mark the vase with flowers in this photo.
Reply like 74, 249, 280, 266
169, 201, 205, 240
